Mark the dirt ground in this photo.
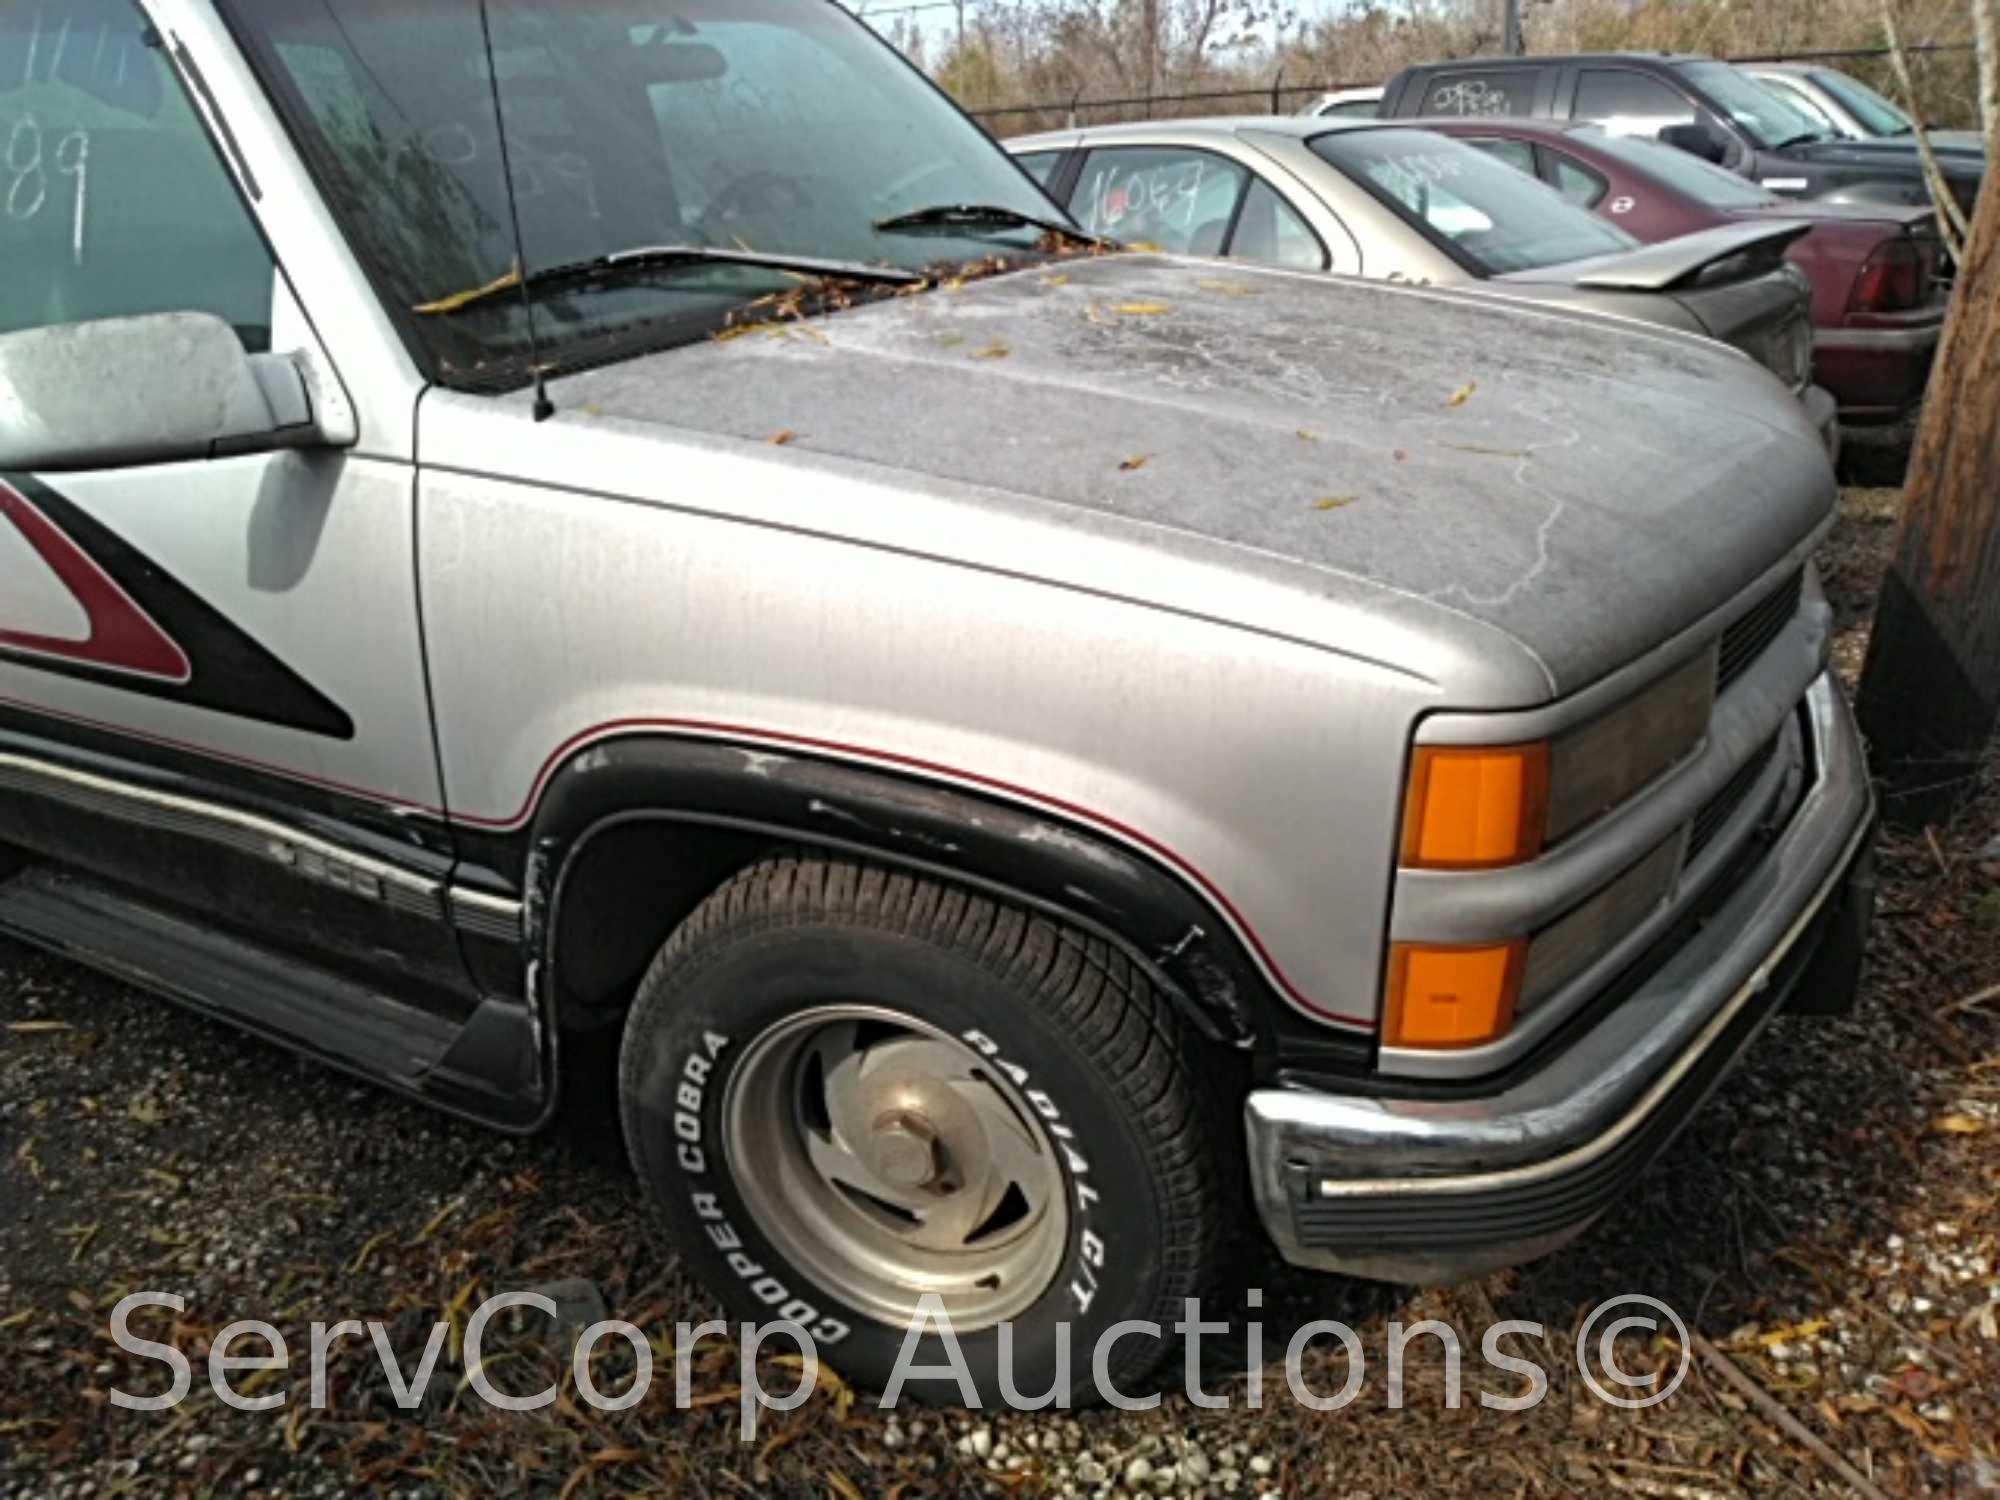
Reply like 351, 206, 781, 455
2, 486, 1997, 1500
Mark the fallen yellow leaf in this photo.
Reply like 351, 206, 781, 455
1448, 380, 1478, 407
412, 264, 522, 316
973, 340, 1011, 359
1119, 455, 1149, 472
769, 430, 799, 446
1115, 300, 1174, 315
1934, 1113, 1988, 1135
1313, 495, 1359, 511
1752, 1318, 1830, 1347
1440, 440, 1528, 458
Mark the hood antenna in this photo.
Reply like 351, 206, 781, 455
477, 0, 555, 422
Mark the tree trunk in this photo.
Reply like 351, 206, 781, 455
1853, 169, 2000, 826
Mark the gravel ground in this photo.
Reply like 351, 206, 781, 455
2, 487, 1997, 1499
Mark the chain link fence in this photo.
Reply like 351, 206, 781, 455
950, 40, 1979, 137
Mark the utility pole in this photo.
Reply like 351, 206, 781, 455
1853, 149, 2000, 826
1503, 0, 1523, 55
1142, 0, 1159, 115
955, 0, 965, 51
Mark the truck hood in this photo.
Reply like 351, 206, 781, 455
549, 254, 1833, 696
1793, 133, 1987, 177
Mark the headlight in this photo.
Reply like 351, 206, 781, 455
1390, 651, 1716, 1050
1399, 744, 1550, 870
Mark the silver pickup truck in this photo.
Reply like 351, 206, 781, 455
0, 0, 1873, 1403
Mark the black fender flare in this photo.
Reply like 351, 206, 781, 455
526, 734, 1300, 1049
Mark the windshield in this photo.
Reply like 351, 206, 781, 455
1813, 70, 1915, 136
1574, 126, 1780, 207
218, 0, 1067, 387
1680, 62, 1832, 148
1310, 129, 1636, 275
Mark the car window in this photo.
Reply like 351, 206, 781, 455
1322, 98, 1379, 119
1420, 70, 1537, 118
1571, 125, 1779, 207
1759, 76, 1843, 135
1812, 70, 1913, 136
1548, 154, 1607, 207
1468, 137, 1536, 175
1678, 61, 1830, 148
1068, 146, 1248, 255
225, 0, 1067, 389
0, 0, 275, 348
1225, 178, 1325, 270
1015, 150, 1064, 188
1571, 69, 1696, 139
1310, 127, 1635, 275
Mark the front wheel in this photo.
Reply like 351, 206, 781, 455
618, 855, 1228, 1405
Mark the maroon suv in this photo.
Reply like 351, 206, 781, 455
1418, 117, 1947, 426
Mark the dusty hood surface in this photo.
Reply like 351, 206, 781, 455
554, 254, 1833, 694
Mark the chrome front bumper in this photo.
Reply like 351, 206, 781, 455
1246, 672, 1874, 1283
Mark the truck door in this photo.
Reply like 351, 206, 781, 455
0, 0, 477, 1024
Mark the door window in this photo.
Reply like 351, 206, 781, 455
1549, 153, 1608, 207
1068, 146, 1248, 255
1015, 150, 1063, 188
1226, 178, 1325, 270
1468, 137, 1537, 175
0, 0, 276, 348
1572, 69, 1697, 139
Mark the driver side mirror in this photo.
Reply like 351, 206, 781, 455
1660, 119, 1729, 164
0, 313, 349, 473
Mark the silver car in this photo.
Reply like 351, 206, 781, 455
1299, 85, 1384, 119
0, 0, 1871, 1405
1744, 62, 1989, 152
1010, 116, 1838, 455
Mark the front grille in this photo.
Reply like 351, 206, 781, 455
1718, 570, 1803, 695
1688, 733, 1780, 863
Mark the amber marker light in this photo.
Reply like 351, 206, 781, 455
1384, 940, 1527, 1049
1400, 743, 1551, 869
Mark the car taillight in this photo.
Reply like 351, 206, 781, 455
1849, 237, 1933, 313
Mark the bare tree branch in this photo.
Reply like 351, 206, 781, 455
1881, 0, 1972, 259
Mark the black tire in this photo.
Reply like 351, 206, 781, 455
618, 854, 1227, 1406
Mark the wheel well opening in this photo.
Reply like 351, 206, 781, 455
550, 821, 778, 1031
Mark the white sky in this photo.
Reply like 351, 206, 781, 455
852, 0, 1354, 58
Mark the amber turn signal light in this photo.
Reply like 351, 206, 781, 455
1400, 744, 1550, 869
1384, 940, 1527, 1049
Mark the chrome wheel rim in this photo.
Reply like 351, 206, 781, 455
721, 1005, 1070, 1331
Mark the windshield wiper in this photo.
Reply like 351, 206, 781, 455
414, 244, 922, 317
874, 203, 1101, 245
